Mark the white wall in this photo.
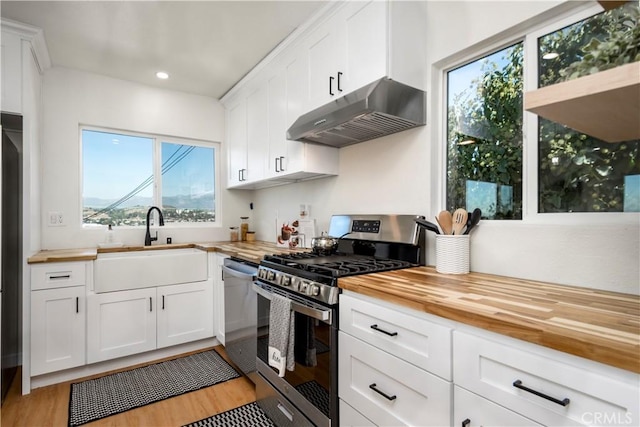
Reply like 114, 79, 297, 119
41, 67, 252, 249
251, 1, 640, 295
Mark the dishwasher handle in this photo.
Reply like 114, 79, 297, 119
221, 264, 256, 280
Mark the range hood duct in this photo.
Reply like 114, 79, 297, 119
287, 78, 426, 148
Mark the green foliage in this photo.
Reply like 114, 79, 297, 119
447, 43, 523, 219
538, 2, 640, 213
448, 3, 639, 216
559, 5, 640, 81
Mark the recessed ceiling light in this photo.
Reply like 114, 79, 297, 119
156, 71, 169, 79
542, 52, 559, 60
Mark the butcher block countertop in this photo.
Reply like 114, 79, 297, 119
339, 267, 640, 374
27, 241, 301, 264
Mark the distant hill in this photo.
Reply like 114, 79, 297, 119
84, 192, 213, 210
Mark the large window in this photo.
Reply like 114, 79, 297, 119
447, 43, 524, 220
445, 2, 639, 219
82, 128, 217, 226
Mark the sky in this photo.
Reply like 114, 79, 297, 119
82, 129, 214, 206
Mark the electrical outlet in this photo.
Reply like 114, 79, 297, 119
48, 211, 64, 226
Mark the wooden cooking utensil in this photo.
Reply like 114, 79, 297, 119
452, 208, 468, 235
436, 210, 453, 235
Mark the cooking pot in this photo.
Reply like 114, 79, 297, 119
311, 232, 339, 255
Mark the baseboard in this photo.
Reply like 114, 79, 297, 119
30, 337, 220, 391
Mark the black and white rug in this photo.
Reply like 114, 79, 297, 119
185, 381, 329, 427
68, 350, 239, 427
183, 402, 274, 427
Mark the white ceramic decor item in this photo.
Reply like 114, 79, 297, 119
435, 235, 469, 274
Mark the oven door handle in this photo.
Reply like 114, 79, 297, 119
252, 283, 332, 323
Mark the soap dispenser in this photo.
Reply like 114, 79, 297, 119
105, 224, 114, 243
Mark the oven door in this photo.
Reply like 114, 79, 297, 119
253, 282, 337, 427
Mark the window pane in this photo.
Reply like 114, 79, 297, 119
446, 43, 523, 220
161, 142, 215, 223
82, 130, 153, 226
538, 4, 640, 213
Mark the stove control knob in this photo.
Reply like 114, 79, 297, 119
290, 278, 300, 291
280, 275, 291, 287
299, 281, 308, 293
267, 271, 276, 281
309, 284, 320, 296
258, 269, 266, 279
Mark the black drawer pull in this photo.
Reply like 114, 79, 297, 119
369, 383, 396, 401
76, 297, 79, 313
150, 297, 153, 312
50, 274, 71, 279
162, 295, 165, 310
370, 324, 398, 337
462, 419, 471, 427
513, 380, 570, 406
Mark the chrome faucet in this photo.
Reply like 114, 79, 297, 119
145, 206, 165, 246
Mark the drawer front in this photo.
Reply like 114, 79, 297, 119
31, 262, 87, 290
340, 293, 452, 380
454, 331, 639, 426
339, 332, 451, 427
340, 399, 376, 427
454, 386, 541, 427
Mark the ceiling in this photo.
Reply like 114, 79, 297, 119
1, 1, 328, 99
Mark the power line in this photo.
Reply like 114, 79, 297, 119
83, 145, 196, 220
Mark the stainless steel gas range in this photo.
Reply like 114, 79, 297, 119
253, 215, 425, 427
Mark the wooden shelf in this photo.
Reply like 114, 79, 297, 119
597, 0, 629, 11
525, 61, 640, 143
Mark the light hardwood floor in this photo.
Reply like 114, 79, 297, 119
0, 346, 257, 427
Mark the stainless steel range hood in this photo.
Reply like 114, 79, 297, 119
287, 78, 426, 148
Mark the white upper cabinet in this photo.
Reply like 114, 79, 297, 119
1, 30, 22, 114
222, 0, 426, 189
227, 99, 248, 187
299, 0, 426, 113
246, 85, 269, 182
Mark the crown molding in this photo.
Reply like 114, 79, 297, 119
1, 18, 52, 73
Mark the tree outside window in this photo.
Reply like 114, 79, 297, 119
446, 3, 639, 218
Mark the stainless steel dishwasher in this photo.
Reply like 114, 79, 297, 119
221, 257, 259, 382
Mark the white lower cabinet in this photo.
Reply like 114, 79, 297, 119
87, 287, 157, 363
31, 286, 86, 375
454, 386, 541, 427
212, 253, 229, 345
339, 398, 375, 427
453, 330, 639, 427
88, 280, 214, 363
157, 281, 213, 348
339, 331, 451, 426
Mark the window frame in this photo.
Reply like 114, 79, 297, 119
436, 2, 639, 226
79, 125, 221, 229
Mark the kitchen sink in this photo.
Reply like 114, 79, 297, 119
94, 248, 208, 293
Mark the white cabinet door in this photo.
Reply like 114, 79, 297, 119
31, 287, 86, 376
246, 85, 268, 182
157, 280, 214, 348
0, 30, 23, 114
342, 0, 387, 92
305, 21, 343, 110
87, 288, 156, 363
227, 99, 248, 187
339, 331, 451, 427
454, 386, 542, 427
212, 253, 229, 345
266, 69, 287, 178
